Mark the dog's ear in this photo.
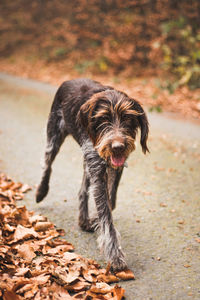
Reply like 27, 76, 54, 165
79, 99, 94, 129
78, 92, 105, 142
133, 100, 149, 154
138, 111, 149, 154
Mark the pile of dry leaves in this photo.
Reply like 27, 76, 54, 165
0, 173, 134, 299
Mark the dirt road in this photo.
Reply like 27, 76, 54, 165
0, 73, 199, 299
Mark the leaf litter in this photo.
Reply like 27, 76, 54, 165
0, 173, 135, 299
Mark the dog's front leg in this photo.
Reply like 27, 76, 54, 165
82, 143, 127, 270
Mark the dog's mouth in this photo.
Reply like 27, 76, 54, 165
110, 155, 126, 167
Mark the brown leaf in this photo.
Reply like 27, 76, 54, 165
10, 224, 38, 243
63, 252, 80, 261
15, 243, 36, 262
14, 267, 30, 277
10, 182, 23, 191
46, 244, 75, 255
20, 184, 32, 193
0, 181, 14, 191
82, 267, 98, 283
90, 282, 112, 294
72, 291, 86, 299
112, 284, 125, 300
66, 280, 91, 292
86, 290, 108, 299
32, 274, 51, 285
160, 202, 167, 207
34, 221, 54, 232
47, 238, 74, 250
29, 214, 47, 224
17, 283, 37, 295
115, 269, 135, 280
13, 206, 31, 226
97, 273, 119, 283
4, 223, 16, 232
12, 279, 31, 292
53, 267, 80, 285
105, 262, 111, 275
2, 290, 22, 300
50, 282, 72, 299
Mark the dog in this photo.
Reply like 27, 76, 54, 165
36, 78, 149, 270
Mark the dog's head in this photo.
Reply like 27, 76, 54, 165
79, 89, 149, 168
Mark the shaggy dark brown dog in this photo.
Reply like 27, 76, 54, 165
36, 78, 149, 270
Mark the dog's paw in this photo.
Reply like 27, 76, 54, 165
79, 217, 97, 232
110, 252, 127, 272
89, 217, 100, 231
35, 184, 49, 203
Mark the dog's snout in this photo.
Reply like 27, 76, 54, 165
111, 141, 125, 153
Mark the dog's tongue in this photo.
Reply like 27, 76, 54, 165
111, 156, 126, 167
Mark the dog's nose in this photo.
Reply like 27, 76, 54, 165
111, 141, 125, 153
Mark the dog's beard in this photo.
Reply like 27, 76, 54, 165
95, 132, 136, 168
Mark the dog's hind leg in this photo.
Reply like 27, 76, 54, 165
78, 159, 92, 231
36, 109, 67, 203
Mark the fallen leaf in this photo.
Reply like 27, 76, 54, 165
34, 221, 54, 232
53, 268, 80, 285
29, 214, 47, 224
178, 220, 185, 225
15, 243, 36, 262
115, 269, 135, 280
112, 284, 125, 300
97, 273, 119, 283
105, 262, 111, 275
82, 267, 98, 282
50, 282, 72, 299
63, 252, 80, 261
160, 202, 167, 207
10, 224, 38, 243
20, 184, 32, 193
2, 290, 22, 300
90, 282, 112, 294
66, 280, 91, 292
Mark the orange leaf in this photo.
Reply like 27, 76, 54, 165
66, 280, 91, 292
97, 273, 119, 283
3, 290, 22, 300
34, 221, 54, 232
10, 224, 38, 243
16, 243, 36, 262
90, 282, 112, 294
115, 269, 135, 280
82, 267, 99, 282
112, 284, 125, 300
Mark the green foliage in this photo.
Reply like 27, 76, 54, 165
74, 56, 109, 74
53, 47, 68, 58
149, 105, 162, 113
74, 60, 94, 74
160, 17, 200, 90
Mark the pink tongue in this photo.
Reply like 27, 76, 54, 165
111, 156, 125, 167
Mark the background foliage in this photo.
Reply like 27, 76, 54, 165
0, 0, 200, 90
